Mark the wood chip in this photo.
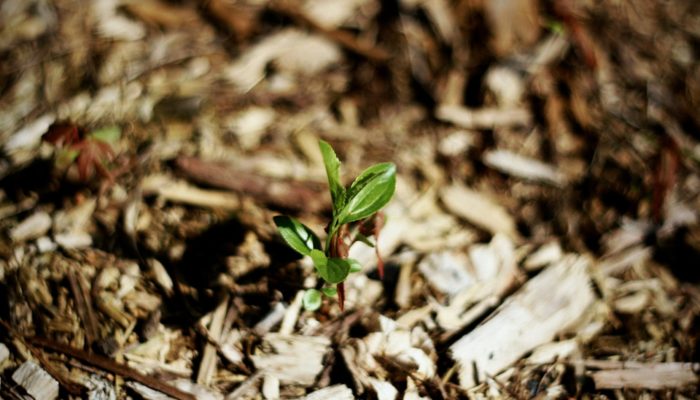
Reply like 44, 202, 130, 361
9, 211, 52, 242
435, 104, 531, 130
450, 255, 595, 388
197, 295, 229, 385
418, 251, 474, 297
524, 241, 563, 271
224, 29, 342, 92
251, 334, 330, 386
12, 360, 59, 400
440, 184, 519, 241
591, 362, 699, 390
301, 384, 354, 400
483, 149, 566, 186
141, 174, 240, 210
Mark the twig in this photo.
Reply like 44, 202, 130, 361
0, 320, 84, 395
28, 336, 196, 400
66, 264, 99, 347
176, 156, 328, 212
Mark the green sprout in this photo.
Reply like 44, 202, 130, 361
274, 140, 396, 311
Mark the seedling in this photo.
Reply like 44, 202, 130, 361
274, 140, 396, 311
43, 122, 120, 182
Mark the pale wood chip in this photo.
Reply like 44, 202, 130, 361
591, 362, 699, 390
440, 184, 519, 241
9, 211, 52, 242
142, 174, 240, 210
450, 255, 595, 388
251, 334, 330, 386
301, 384, 354, 400
483, 149, 566, 186
435, 104, 531, 130
12, 360, 59, 400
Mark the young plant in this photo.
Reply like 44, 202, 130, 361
274, 140, 396, 311
42, 122, 120, 182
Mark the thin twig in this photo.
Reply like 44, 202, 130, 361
28, 336, 196, 400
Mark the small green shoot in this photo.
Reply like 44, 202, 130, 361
274, 140, 396, 311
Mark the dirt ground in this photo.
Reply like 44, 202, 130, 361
1, 0, 700, 399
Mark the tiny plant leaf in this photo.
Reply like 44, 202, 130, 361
309, 249, 327, 268
348, 258, 362, 273
303, 289, 322, 311
319, 140, 346, 214
338, 162, 396, 224
89, 126, 121, 144
273, 216, 321, 256
321, 287, 337, 297
317, 257, 351, 284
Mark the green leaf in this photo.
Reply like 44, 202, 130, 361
338, 163, 396, 224
303, 289, 322, 311
319, 140, 346, 215
273, 216, 321, 256
89, 126, 121, 144
309, 249, 327, 268
348, 258, 362, 273
321, 287, 337, 297
317, 257, 351, 284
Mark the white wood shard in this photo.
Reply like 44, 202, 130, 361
483, 149, 566, 186
437, 130, 475, 157
303, 0, 372, 29
279, 290, 303, 335
53, 198, 96, 233
197, 295, 229, 385
485, 66, 525, 107
262, 373, 280, 399
369, 377, 399, 400
12, 360, 59, 400
224, 29, 341, 92
141, 174, 240, 210
147, 258, 174, 297
251, 334, 330, 386
0, 342, 9, 363
524, 241, 563, 271
54, 231, 93, 249
435, 104, 531, 130
9, 211, 52, 242
440, 184, 519, 241
254, 302, 287, 335
525, 339, 580, 365
418, 251, 474, 297
226, 107, 276, 150
85, 374, 117, 400
591, 362, 699, 390
4, 114, 55, 153
301, 384, 354, 400
450, 255, 595, 388
437, 234, 518, 333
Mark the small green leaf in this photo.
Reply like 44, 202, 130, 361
348, 258, 362, 273
319, 140, 346, 215
273, 216, 321, 256
321, 287, 337, 297
303, 289, 322, 311
309, 249, 327, 268
317, 257, 351, 284
338, 163, 396, 224
89, 126, 121, 144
